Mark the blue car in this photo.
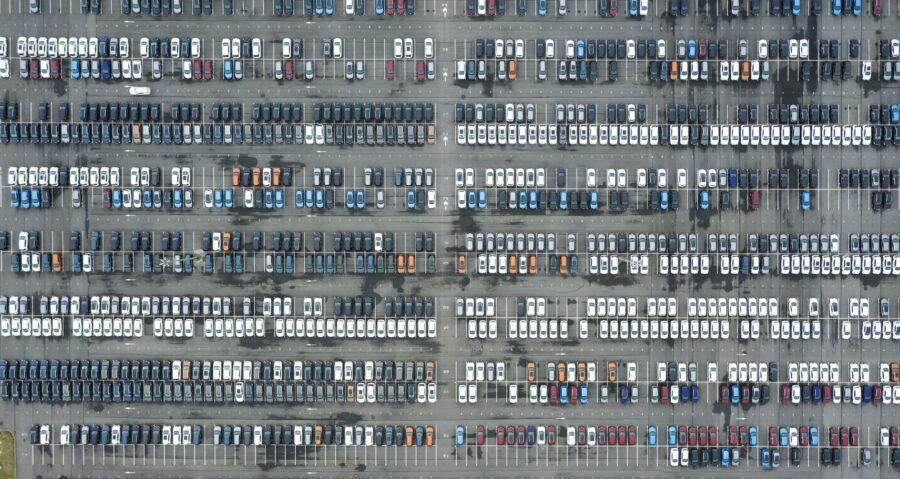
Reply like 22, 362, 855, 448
721, 447, 730, 467
477, 190, 487, 209
275, 189, 284, 208
375, 0, 384, 13
224, 188, 233, 208
560, 385, 568, 404
408, 190, 417, 209
264, 189, 273, 208
527, 425, 536, 445
760, 448, 771, 468
30, 188, 40, 208
315, 0, 323, 14
214, 189, 224, 208
628, 0, 638, 14
730, 384, 739, 404
306, 188, 315, 208
576, 40, 585, 59
10, 188, 19, 208
529, 191, 538, 209
688, 40, 696, 59
810, 427, 819, 446
71, 58, 80, 79
355, 189, 364, 208
143, 188, 153, 208
537, 0, 546, 15
346, 190, 356, 208
224, 59, 233, 80
579, 384, 589, 404
559, 191, 568, 209
891, 104, 900, 124
831, 0, 840, 14
691, 385, 699, 403
112, 189, 122, 208
455, 426, 465, 445
699, 190, 710, 209
779, 427, 788, 446
295, 190, 304, 208
749, 427, 758, 446
20, 188, 29, 209
667, 426, 677, 445
466, 190, 476, 209
660, 191, 668, 210
800, 191, 810, 210
647, 426, 657, 445
518, 190, 527, 209
728, 169, 738, 186
315, 189, 324, 208
851, 0, 860, 14
589, 191, 598, 209
325, 0, 333, 14
174, 189, 183, 208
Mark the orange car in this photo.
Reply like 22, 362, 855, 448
557, 362, 566, 382
578, 362, 587, 383
222, 232, 231, 252
425, 361, 435, 382
51, 253, 62, 272
528, 255, 537, 274
560, 255, 568, 274
314, 425, 323, 445
892, 363, 900, 382
508, 60, 517, 80
457, 254, 467, 273
405, 426, 414, 446
232, 167, 241, 186
182, 360, 191, 380
508, 254, 517, 274
272, 167, 282, 186
526, 362, 536, 382
427, 125, 436, 144
669, 61, 679, 80
425, 426, 435, 446
346, 383, 355, 403
608, 362, 617, 382
740, 61, 750, 80
407, 254, 415, 273
251, 167, 261, 186
132, 124, 142, 144
397, 255, 406, 274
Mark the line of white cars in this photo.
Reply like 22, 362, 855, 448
276, 315, 437, 339
71, 317, 144, 337
0, 316, 64, 337
507, 318, 569, 340
17, 36, 130, 59
6, 166, 65, 187
779, 252, 900, 276
464, 361, 507, 382
204, 317, 267, 338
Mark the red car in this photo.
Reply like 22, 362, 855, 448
660, 385, 669, 404
707, 426, 717, 446
416, 60, 425, 81
769, 427, 779, 447
487, 0, 495, 14
891, 427, 899, 447
873, 0, 881, 15
608, 425, 617, 445
476, 425, 485, 445
547, 426, 556, 445
728, 426, 738, 446
385, 0, 394, 13
678, 426, 687, 445
698, 426, 707, 446
823, 384, 832, 403
569, 384, 578, 404
285, 60, 293, 80
799, 426, 809, 446
516, 426, 526, 446
739, 426, 748, 446
688, 426, 697, 446
873, 385, 882, 403
549, 385, 558, 405
627, 426, 636, 445
396, 0, 404, 13
597, 426, 607, 445
829, 427, 838, 446
193, 59, 202, 79
608, 0, 617, 15
740, 384, 750, 404
30, 59, 40, 79
385, 60, 395, 80
780, 384, 790, 403
506, 426, 515, 446
577, 426, 586, 445
750, 191, 760, 209
50, 59, 60, 78
617, 426, 626, 446
719, 384, 730, 403
496, 426, 505, 445
850, 427, 859, 446
203, 60, 213, 80
839, 427, 849, 447
698, 39, 707, 59
102, 189, 111, 208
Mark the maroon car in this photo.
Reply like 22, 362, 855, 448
284, 60, 293, 80
203, 60, 213, 80
30, 59, 40, 79
193, 59, 202, 80
50, 59, 60, 78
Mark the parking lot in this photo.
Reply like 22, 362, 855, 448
2, 0, 900, 474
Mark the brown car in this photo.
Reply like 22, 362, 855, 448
232, 167, 241, 186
